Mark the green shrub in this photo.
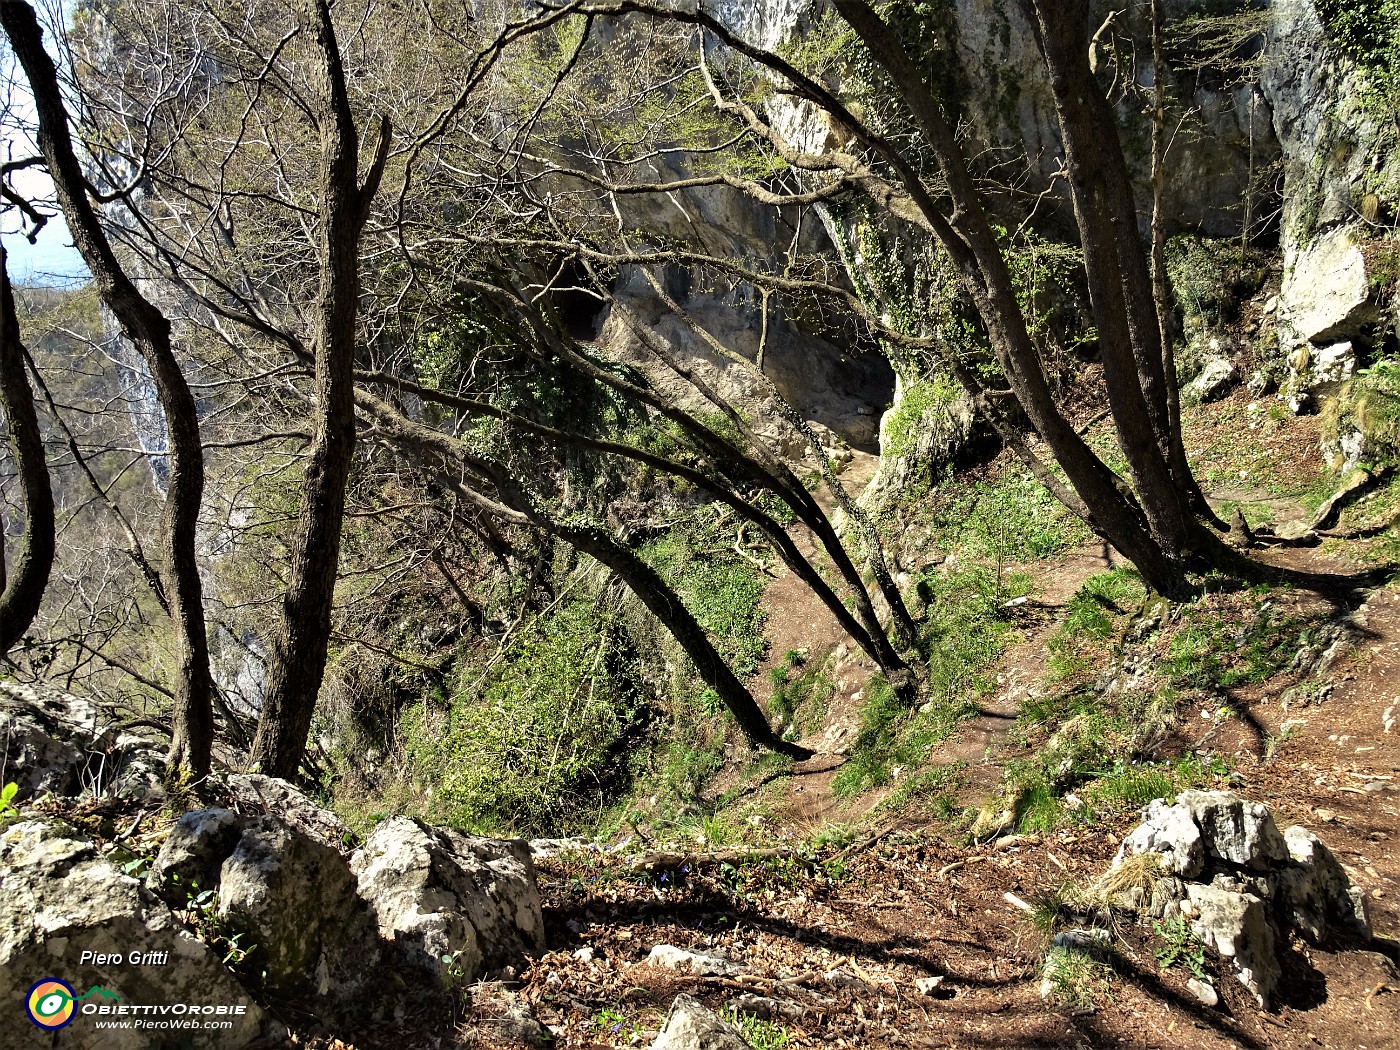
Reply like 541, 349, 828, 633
1317, 0, 1400, 115
643, 510, 769, 676
402, 600, 648, 835
933, 470, 1089, 563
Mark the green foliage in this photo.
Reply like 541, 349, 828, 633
835, 566, 1023, 801
930, 470, 1090, 564
720, 1005, 793, 1050
768, 649, 834, 736
643, 507, 770, 677
592, 1006, 644, 1040
1163, 600, 1306, 691
1000, 226, 1085, 344
1153, 917, 1208, 980
883, 377, 961, 460
0, 782, 18, 825
172, 877, 255, 970
1317, 0, 1400, 116
402, 599, 648, 835
1007, 690, 1230, 833
1323, 358, 1400, 470
1046, 569, 1146, 680
1041, 941, 1117, 1012
1165, 236, 1270, 334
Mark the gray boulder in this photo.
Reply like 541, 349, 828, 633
1176, 791, 1289, 872
224, 773, 354, 851
1185, 883, 1278, 1008
1107, 792, 1368, 1009
0, 682, 164, 803
146, 808, 245, 907
1278, 826, 1371, 942
216, 815, 379, 997
1184, 358, 1239, 404
350, 816, 544, 985
1278, 227, 1384, 346
651, 994, 751, 1050
1113, 796, 1204, 878
0, 819, 280, 1049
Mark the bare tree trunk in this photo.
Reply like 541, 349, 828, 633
826, 0, 1192, 597
248, 0, 390, 780
545, 518, 811, 759
1148, 0, 1220, 525
0, 248, 54, 652
2, 0, 214, 774
1031, 2, 1194, 561
357, 390, 809, 759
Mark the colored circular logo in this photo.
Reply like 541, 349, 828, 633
26, 979, 76, 1030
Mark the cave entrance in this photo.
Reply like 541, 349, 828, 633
549, 259, 609, 341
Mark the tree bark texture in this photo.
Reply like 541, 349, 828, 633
248, 0, 390, 779
2, 0, 215, 773
0, 247, 54, 653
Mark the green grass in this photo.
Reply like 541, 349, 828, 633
720, 1006, 792, 1049
1006, 701, 1231, 834
835, 566, 1027, 801
1046, 569, 1146, 680
1163, 596, 1310, 690
643, 507, 770, 676
768, 649, 835, 737
1041, 941, 1117, 1012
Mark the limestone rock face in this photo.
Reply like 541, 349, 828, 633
217, 815, 380, 996
0, 819, 279, 1050
650, 994, 752, 1050
1279, 826, 1371, 943
1176, 791, 1289, 872
0, 682, 164, 803
350, 816, 545, 985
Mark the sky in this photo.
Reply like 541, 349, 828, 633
1, 169, 88, 287
1, 3, 90, 288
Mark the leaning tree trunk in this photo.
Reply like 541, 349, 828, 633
826, 0, 1192, 597
248, 0, 390, 780
1031, 0, 1216, 567
355, 389, 811, 759
0, 248, 54, 652
2, 0, 215, 775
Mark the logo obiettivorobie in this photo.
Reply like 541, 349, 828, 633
25, 978, 76, 1029
24, 980, 118, 1029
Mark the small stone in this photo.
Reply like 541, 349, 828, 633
915, 976, 945, 995
1315, 809, 1337, 823
1187, 977, 1219, 1008
647, 944, 741, 976
651, 995, 749, 1050
1185, 357, 1239, 403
